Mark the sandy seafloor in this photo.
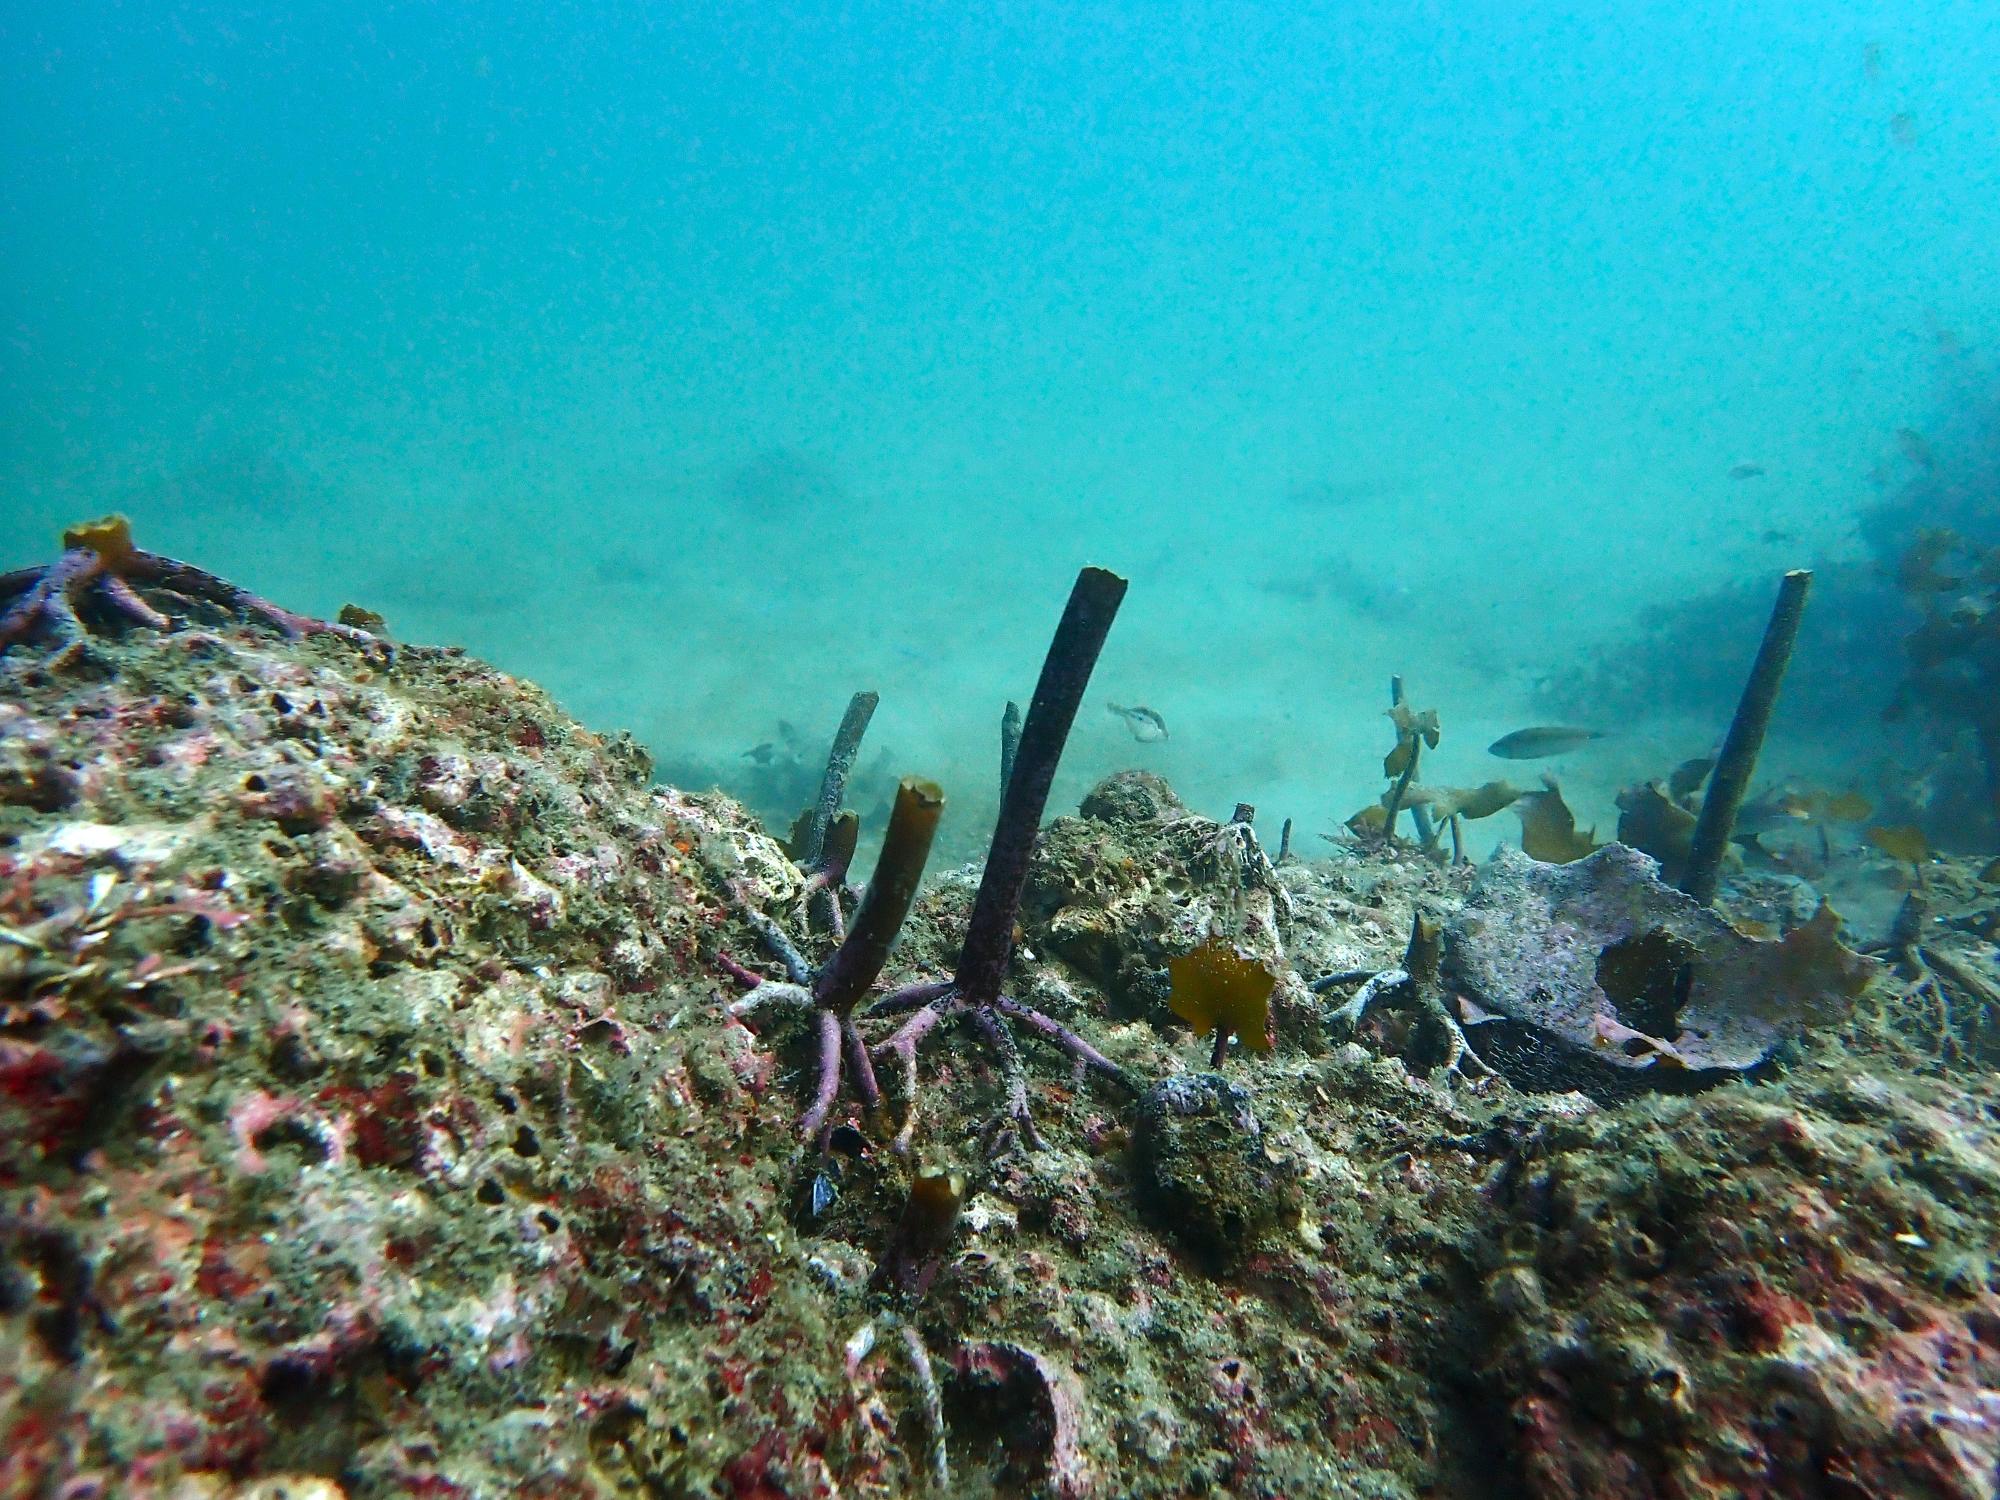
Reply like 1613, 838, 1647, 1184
0, 388, 1926, 870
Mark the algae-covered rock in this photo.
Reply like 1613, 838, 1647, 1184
1024, 772, 1314, 1048
1133, 1071, 1300, 1268
0, 616, 843, 1496
1480, 1068, 2000, 1499
1076, 768, 1186, 825
1445, 843, 1878, 1087
0, 598, 1477, 1500
7, 545, 1995, 1500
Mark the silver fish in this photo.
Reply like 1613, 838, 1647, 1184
1487, 726, 1604, 760
1107, 702, 1169, 742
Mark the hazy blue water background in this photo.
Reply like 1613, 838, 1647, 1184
6, 2, 1998, 861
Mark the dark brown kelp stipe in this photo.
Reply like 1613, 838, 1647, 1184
871, 565, 1135, 1151
956, 566, 1127, 1003
1682, 569, 1813, 906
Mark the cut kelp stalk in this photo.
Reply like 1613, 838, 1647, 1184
803, 690, 879, 870
1381, 732, 1423, 845
957, 567, 1128, 1004
1682, 569, 1812, 906
1391, 676, 1437, 848
816, 779, 945, 1012
1000, 700, 1022, 801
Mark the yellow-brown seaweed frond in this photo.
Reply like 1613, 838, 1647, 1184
1782, 789, 1873, 823
1895, 527, 1964, 595
60, 514, 138, 569
1516, 776, 1599, 864
784, 807, 860, 867
1343, 805, 1388, 839
1865, 824, 1930, 866
1386, 702, 1441, 751
1667, 755, 1714, 800
1729, 902, 1878, 1027
1615, 780, 1698, 871
1167, 940, 1277, 1054
1383, 702, 1441, 778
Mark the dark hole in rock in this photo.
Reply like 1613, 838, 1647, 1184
252, 1116, 329, 1164
244, 773, 268, 792
476, 1179, 505, 1205
420, 1051, 444, 1077
512, 1125, 540, 1158
260, 1350, 329, 1415
176, 915, 213, 955
944, 1363, 1058, 1498
1596, 928, 1697, 1039
536, 1210, 559, 1232
417, 918, 439, 948
271, 693, 293, 714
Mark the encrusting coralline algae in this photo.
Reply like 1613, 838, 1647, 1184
2, 528, 1998, 1499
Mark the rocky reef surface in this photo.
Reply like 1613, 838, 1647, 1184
4, 577, 1999, 1498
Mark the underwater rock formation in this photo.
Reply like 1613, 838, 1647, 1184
1132, 1071, 1300, 1271
1446, 844, 1878, 1088
0, 590, 850, 1495
2, 542, 1996, 1499
1482, 1069, 2000, 1499
1023, 769, 1315, 1051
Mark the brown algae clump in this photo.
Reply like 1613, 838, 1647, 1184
1166, 939, 1276, 1066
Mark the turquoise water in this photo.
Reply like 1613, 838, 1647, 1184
6, 3, 1998, 858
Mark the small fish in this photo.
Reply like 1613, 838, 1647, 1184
1728, 462, 1766, 480
1889, 111, 1918, 149
1667, 755, 1715, 800
741, 742, 776, 765
1735, 789, 1814, 839
1863, 41, 1883, 81
1977, 857, 2000, 884
1487, 726, 1604, 760
1759, 528, 1797, 545
1107, 703, 1169, 742
1896, 426, 1934, 468
809, 1171, 837, 1217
